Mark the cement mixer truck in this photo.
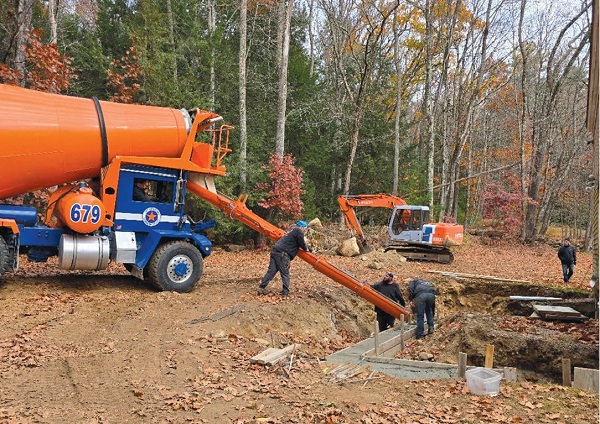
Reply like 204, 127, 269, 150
0, 84, 230, 292
0, 84, 410, 320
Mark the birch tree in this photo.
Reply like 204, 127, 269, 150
275, 0, 293, 158
239, 0, 248, 191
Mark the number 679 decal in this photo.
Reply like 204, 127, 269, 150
70, 203, 101, 224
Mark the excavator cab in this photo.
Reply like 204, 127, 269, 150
388, 206, 430, 242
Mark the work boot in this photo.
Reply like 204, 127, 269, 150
257, 287, 267, 295
428, 326, 434, 335
280, 290, 289, 296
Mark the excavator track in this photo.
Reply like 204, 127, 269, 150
384, 242, 454, 264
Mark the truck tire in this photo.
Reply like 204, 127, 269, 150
0, 237, 10, 275
147, 241, 203, 293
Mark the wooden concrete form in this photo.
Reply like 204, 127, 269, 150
562, 358, 572, 386
458, 352, 467, 378
573, 367, 599, 392
485, 345, 495, 368
363, 325, 417, 358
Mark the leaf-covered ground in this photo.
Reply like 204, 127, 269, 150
0, 233, 597, 423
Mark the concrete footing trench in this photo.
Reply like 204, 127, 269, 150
325, 281, 599, 390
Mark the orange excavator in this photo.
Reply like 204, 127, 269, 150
0, 84, 409, 320
338, 194, 464, 263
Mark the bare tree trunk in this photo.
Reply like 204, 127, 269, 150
308, 0, 315, 77
517, 0, 529, 240
15, 0, 35, 80
343, 106, 364, 195
340, 1, 399, 195
275, 0, 293, 158
446, 0, 493, 220
434, 0, 461, 219
48, 0, 58, 45
208, 0, 216, 109
392, 9, 401, 196
166, 0, 177, 83
423, 0, 435, 210
239, 0, 248, 191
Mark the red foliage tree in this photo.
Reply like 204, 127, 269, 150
106, 47, 141, 104
255, 153, 305, 225
481, 182, 528, 236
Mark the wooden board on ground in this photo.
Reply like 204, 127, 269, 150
428, 270, 532, 284
251, 344, 300, 366
533, 305, 587, 321
509, 296, 563, 301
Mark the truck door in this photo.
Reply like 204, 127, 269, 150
114, 168, 182, 235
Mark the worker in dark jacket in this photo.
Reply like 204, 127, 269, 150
258, 220, 312, 296
407, 278, 436, 339
133, 179, 151, 202
371, 272, 406, 332
557, 237, 577, 283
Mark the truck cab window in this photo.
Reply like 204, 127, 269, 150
133, 179, 174, 204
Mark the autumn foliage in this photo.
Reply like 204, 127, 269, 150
481, 182, 526, 235
255, 153, 305, 223
106, 47, 141, 104
0, 29, 75, 93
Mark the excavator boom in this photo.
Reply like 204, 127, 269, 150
337, 194, 407, 247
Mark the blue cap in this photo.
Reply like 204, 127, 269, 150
296, 220, 308, 228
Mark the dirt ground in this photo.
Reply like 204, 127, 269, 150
0, 231, 598, 423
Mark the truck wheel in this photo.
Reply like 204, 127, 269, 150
147, 241, 203, 293
0, 237, 10, 275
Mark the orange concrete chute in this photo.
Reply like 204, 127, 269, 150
186, 177, 410, 320
0, 84, 190, 199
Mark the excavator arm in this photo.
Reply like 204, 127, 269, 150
338, 194, 408, 251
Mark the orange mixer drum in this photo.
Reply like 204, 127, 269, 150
0, 84, 191, 199
54, 188, 107, 233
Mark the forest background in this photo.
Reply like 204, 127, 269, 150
0, 0, 595, 247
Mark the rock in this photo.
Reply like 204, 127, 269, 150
223, 244, 247, 252
336, 237, 361, 257
368, 261, 384, 270
308, 218, 323, 229
418, 352, 434, 361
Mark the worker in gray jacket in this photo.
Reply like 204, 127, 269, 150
408, 278, 436, 339
258, 220, 312, 296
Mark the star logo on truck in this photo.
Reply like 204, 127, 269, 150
142, 207, 161, 227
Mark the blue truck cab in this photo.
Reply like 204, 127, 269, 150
111, 165, 216, 291
0, 165, 216, 293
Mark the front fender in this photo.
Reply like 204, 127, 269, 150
134, 230, 213, 269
